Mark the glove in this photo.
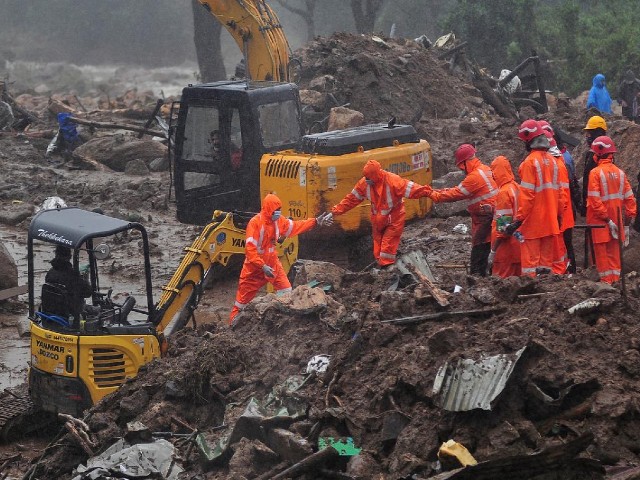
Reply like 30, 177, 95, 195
262, 265, 275, 278
624, 226, 630, 247
487, 250, 496, 272
316, 212, 334, 227
504, 220, 523, 236
607, 219, 619, 239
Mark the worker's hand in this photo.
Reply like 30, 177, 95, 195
316, 212, 334, 227
504, 220, 523, 236
607, 219, 619, 239
416, 185, 433, 197
262, 265, 275, 278
487, 250, 496, 273
624, 226, 630, 247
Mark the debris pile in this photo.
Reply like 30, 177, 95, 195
24, 259, 640, 479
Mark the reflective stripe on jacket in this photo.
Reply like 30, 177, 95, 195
515, 150, 564, 239
587, 159, 637, 244
430, 158, 498, 215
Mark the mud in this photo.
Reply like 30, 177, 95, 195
1, 32, 640, 479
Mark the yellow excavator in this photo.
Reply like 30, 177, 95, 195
24, 207, 297, 420
8, 1, 434, 434
172, 0, 433, 238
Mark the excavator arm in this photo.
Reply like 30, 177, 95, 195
197, 0, 290, 81
153, 211, 298, 346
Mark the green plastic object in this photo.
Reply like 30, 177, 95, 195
306, 280, 333, 292
318, 437, 361, 456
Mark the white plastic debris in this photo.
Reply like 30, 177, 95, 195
35, 196, 67, 214
453, 285, 463, 293
453, 224, 468, 234
567, 298, 602, 316
499, 69, 522, 95
306, 354, 331, 374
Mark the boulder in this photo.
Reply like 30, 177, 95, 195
299, 89, 325, 110
124, 158, 150, 176
328, 106, 364, 131
0, 242, 18, 290
73, 135, 167, 172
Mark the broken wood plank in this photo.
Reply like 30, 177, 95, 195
406, 264, 450, 307
69, 117, 165, 137
516, 292, 551, 300
0, 285, 27, 302
381, 307, 505, 326
137, 99, 164, 138
269, 446, 339, 480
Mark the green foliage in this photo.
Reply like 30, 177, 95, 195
446, 0, 640, 97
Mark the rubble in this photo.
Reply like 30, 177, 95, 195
2, 30, 640, 480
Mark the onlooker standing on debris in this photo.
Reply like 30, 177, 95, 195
581, 115, 608, 215
488, 156, 521, 278
586, 136, 636, 283
45, 112, 83, 162
586, 73, 612, 114
617, 69, 640, 121
504, 120, 564, 276
327, 159, 431, 268
229, 193, 330, 323
426, 144, 498, 276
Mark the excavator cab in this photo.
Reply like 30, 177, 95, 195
172, 80, 303, 225
27, 208, 160, 416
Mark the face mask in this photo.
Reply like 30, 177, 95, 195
272, 210, 282, 221
365, 179, 375, 186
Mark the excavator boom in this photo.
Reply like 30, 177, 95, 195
153, 210, 298, 340
198, 0, 290, 81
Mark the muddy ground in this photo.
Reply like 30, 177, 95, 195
1, 33, 640, 479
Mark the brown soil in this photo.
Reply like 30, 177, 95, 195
1, 32, 640, 479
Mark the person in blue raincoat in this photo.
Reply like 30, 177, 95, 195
586, 73, 612, 114
46, 112, 83, 161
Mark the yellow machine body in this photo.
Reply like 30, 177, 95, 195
260, 140, 433, 235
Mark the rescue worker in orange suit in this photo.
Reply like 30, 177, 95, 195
504, 120, 565, 276
325, 159, 432, 267
586, 136, 637, 283
229, 193, 332, 323
581, 116, 608, 215
543, 128, 574, 274
426, 144, 498, 276
488, 156, 521, 277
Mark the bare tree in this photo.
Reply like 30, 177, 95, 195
191, 0, 226, 82
274, 0, 318, 41
350, 0, 385, 34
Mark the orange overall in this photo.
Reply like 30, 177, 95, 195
551, 154, 573, 274
587, 158, 637, 283
331, 160, 431, 266
230, 194, 317, 322
430, 157, 498, 275
490, 156, 521, 278
515, 150, 565, 276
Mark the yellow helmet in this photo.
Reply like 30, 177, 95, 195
583, 115, 607, 131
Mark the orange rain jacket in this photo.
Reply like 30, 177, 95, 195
490, 156, 521, 277
515, 150, 565, 238
555, 155, 574, 231
331, 159, 430, 265
430, 157, 498, 245
587, 157, 637, 244
230, 194, 317, 322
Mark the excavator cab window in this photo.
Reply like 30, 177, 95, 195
257, 99, 301, 149
182, 105, 221, 191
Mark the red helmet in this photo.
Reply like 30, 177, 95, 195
591, 136, 617, 156
454, 144, 476, 165
538, 120, 554, 134
543, 130, 557, 147
517, 119, 544, 142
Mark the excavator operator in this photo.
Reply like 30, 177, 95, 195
229, 193, 332, 324
325, 159, 432, 268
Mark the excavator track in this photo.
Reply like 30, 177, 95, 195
0, 385, 55, 442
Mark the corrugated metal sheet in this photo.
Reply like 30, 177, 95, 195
432, 346, 526, 411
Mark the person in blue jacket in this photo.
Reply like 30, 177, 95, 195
586, 73, 612, 114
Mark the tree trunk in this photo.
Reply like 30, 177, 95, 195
191, 0, 226, 82
275, 0, 317, 41
350, 0, 384, 34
